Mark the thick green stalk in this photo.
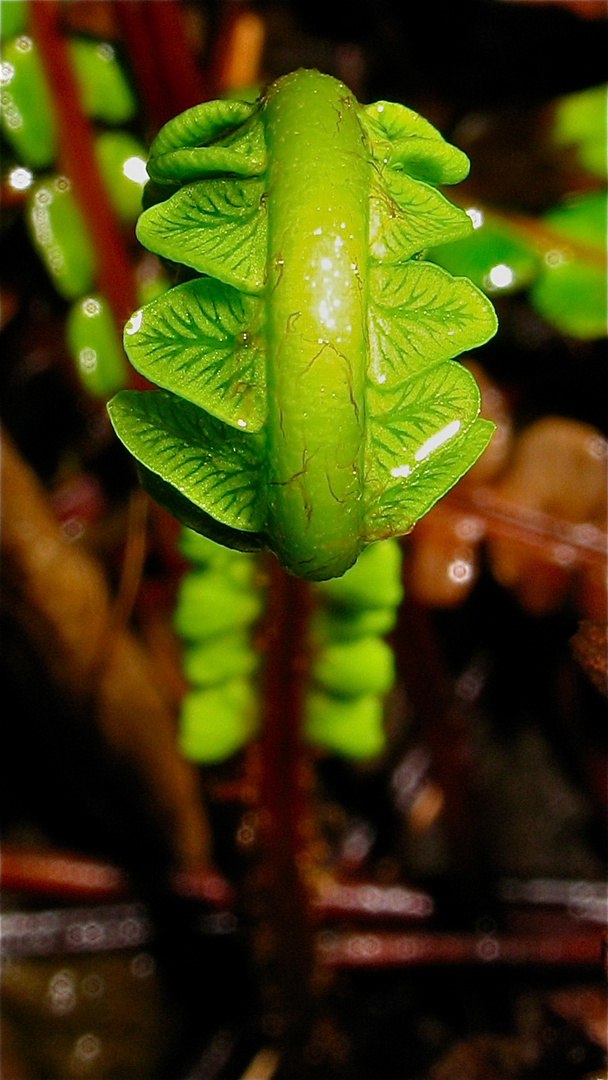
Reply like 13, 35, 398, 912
263, 71, 368, 579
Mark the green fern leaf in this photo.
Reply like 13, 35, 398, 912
370, 171, 474, 263
366, 417, 495, 540
147, 98, 266, 184
123, 278, 266, 431
361, 100, 470, 184
368, 260, 497, 387
136, 177, 268, 292
107, 389, 265, 534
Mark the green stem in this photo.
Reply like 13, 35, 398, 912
262, 71, 369, 580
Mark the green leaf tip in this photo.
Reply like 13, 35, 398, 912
109, 69, 497, 581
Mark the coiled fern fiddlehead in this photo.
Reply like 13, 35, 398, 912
108, 69, 497, 582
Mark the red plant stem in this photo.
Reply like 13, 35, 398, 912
251, 559, 319, 1042
29, 1, 138, 335
112, 0, 206, 134
394, 593, 491, 916
318, 929, 604, 969
0, 847, 234, 908
111, 1, 171, 135
0, 848, 130, 902
259, 565, 312, 891
139, 0, 207, 114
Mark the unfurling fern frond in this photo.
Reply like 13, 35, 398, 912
108, 69, 497, 581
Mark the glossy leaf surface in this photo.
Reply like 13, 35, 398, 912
108, 390, 265, 534
136, 177, 268, 292
124, 278, 266, 431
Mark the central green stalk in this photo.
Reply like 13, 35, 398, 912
262, 71, 368, 579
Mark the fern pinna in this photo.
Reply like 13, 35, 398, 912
108, 69, 497, 582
